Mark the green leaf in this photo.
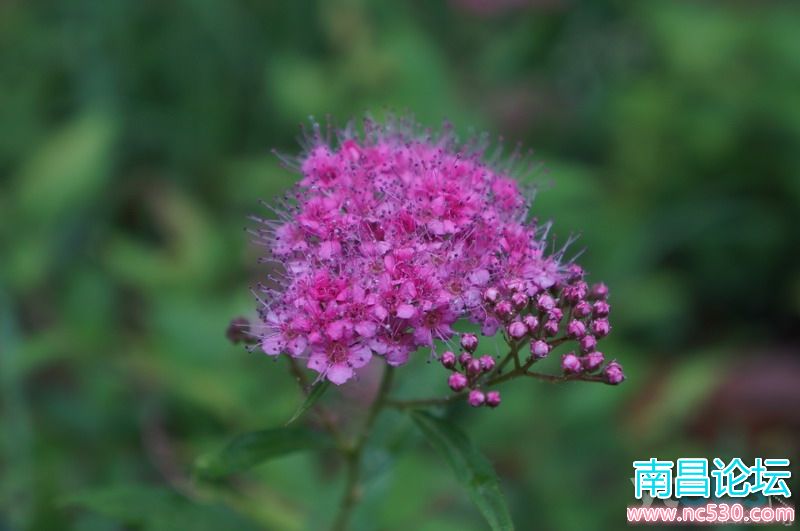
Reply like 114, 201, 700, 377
195, 426, 331, 480
411, 410, 514, 531
286, 380, 330, 425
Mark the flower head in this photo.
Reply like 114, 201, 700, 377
250, 116, 618, 394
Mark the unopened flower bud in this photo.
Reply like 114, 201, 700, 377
547, 308, 563, 322
566, 264, 584, 282
440, 351, 457, 369
522, 314, 539, 331
567, 319, 586, 338
448, 372, 468, 391
561, 352, 582, 374
460, 333, 478, 352
579, 334, 597, 353
495, 300, 514, 320
589, 282, 608, 300
459, 352, 472, 367
467, 358, 482, 376
536, 294, 556, 311
530, 339, 550, 359
603, 360, 625, 385
511, 291, 528, 310
573, 301, 592, 318
485, 390, 501, 408
483, 287, 500, 304
543, 319, 559, 337
479, 355, 495, 372
592, 300, 610, 318
507, 320, 528, 339
226, 317, 255, 344
563, 281, 588, 304
591, 318, 610, 338
581, 351, 604, 372
468, 389, 486, 407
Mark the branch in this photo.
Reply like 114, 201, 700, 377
385, 337, 606, 409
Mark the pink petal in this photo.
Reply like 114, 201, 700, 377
373, 305, 388, 320
326, 320, 349, 340
385, 347, 410, 367
327, 363, 354, 385
348, 345, 372, 369
286, 336, 307, 356
469, 269, 490, 286
396, 304, 417, 319
351, 285, 366, 302
355, 321, 377, 338
413, 327, 433, 346
307, 351, 328, 372
319, 240, 341, 260
481, 318, 500, 336
428, 219, 445, 235
368, 338, 388, 354
261, 336, 284, 355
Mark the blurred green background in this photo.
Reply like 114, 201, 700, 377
1, 1, 799, 530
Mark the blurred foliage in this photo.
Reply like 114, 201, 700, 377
1, 0, 798, 530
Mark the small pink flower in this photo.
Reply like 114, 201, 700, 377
411, 303, 456, 347
308, 340, 372, 385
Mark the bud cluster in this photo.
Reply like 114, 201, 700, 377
437, 334, 501, 408
471, 264, 625, 391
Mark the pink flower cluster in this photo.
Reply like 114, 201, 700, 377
251, 117, 623, 392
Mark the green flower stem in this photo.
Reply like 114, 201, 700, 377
287, 357, 346, 449
331, 365, 394, 531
